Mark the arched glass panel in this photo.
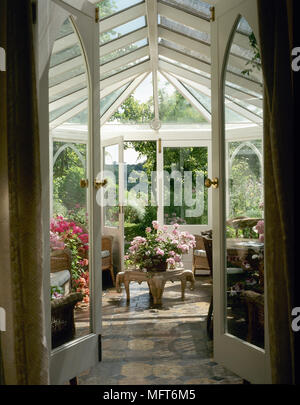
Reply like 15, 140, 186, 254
224, 17, 264, 349
49, 18, 91, 349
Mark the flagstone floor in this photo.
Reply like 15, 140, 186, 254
77, 275, 243, 385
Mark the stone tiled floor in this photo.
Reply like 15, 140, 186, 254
78, 276, 243, 385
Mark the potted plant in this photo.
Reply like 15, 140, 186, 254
124, 221, 196, 272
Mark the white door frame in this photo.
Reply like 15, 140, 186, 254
38, 0, 102, 384
211, 0, 271, 383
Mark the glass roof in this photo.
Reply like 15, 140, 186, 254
49, 1, 263, 130
99, 0, 145, 19
100, 16, 147, 45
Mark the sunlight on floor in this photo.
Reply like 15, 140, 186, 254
77, 276, 243, 385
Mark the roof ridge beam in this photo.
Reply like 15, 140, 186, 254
145, 0, 159, 123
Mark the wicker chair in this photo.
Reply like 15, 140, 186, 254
51, 292, 83, 349
192, 235, 210, 275
50, 248, 72, 295
241, 290, 264, 344
102, 235, 115, 286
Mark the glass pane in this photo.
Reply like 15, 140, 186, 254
109, 73, 154, 124
100, 16, 146, 45
159, 16, 210, 44
100, 56, 149, 81
158, 38, 210, 63
100, 83, 132, 117
180, 81, 251, 123
99, 0, 144, 20
123, 141, 157, 251
162, 0, 211, 18
158, 73, 208, 124
49, 97, 87, 123
50, 43, 82, 68
51, 142, 91, 344
224, 18, 264, 349
100, 39, 148, 65
163, 147, 208, 225
103, 144, 119, 227
49, 18, 91, 349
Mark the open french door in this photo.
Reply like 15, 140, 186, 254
211, 0, 271, 383
47, 1, 102, 384
158, 139, 212, 270
101, 137, 125, 274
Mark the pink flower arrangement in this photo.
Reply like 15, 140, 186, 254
125, 220, 196, 271
50, 215, 90, 302
254, 220, 264, 242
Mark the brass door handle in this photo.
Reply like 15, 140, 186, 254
205, 177, 219, 189
94, 178, 108, 190
80, 179, 88, 188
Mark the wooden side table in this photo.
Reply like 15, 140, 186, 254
116, 269, 195, 305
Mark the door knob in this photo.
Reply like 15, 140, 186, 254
205, 177, 219, 189
94, 178, 108, 190
80, 179, 88, 188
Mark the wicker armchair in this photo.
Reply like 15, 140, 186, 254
51, 292, 83, 349
102, 235, 115, 286
192, 234, 210, 275
50, 248, 72, 295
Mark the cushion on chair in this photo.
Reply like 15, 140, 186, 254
50, 270, 70, 287
194, 249, 207, 257
101, 250, 110, 258
226, 267, 244, 275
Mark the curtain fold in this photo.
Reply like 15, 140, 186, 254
257, 0, 295, 384
0, 1, 49, 384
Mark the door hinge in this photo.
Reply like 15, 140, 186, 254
210, 6, 215, 22
95, 7, 99, 23
158, 138, 162, 154
98, 334, 102, 362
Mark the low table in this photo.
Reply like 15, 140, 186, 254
116, 268, 195, 305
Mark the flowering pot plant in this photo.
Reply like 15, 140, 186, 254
124, 221, 196, 272
253, 219, 264, 242
50, 215, 90, 304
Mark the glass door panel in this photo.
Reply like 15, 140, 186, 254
211, 0, 270, 383
123, 141, 157, 251
51, 141, 90, 344
47, 4, 101, 384
102, 138, 124, 274
163, 146, 208, 226
224, 18, 264, 349
103, 144, 119, 228
160, 140, 211, 272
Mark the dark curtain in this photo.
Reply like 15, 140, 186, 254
257, 0, 295, 384
0, 1, 48, 384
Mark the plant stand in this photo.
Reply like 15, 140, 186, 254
116, 268, 195, 305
